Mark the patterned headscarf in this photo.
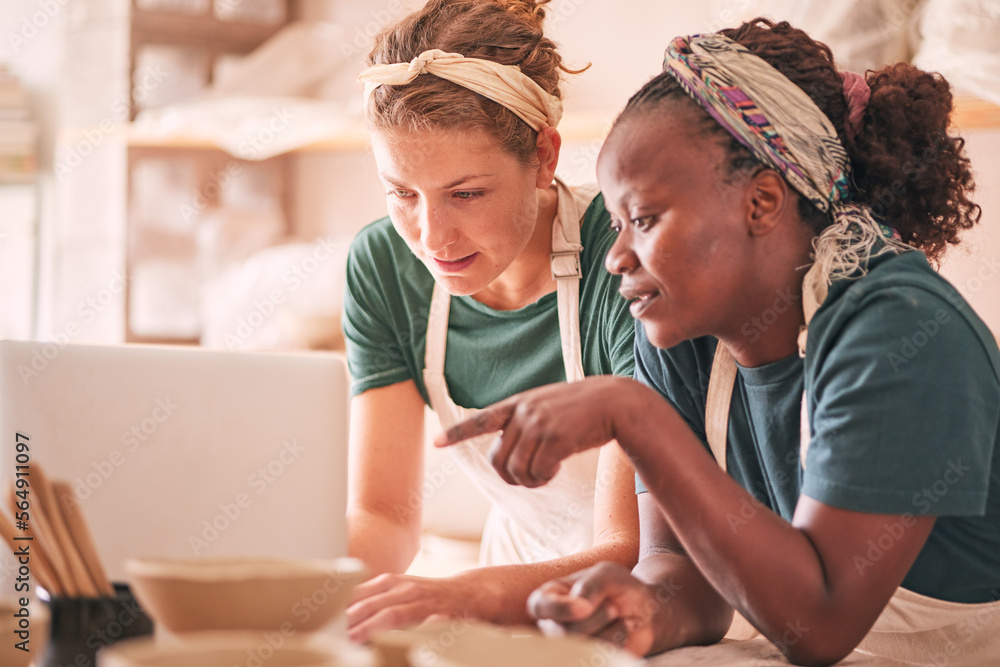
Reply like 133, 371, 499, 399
662, 34, 911, 284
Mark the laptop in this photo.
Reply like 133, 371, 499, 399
0, 340, 348, 583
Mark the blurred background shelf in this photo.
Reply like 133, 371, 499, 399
114, 98, 999, 155
953, 97, 1000, 129
119, 109, 618, 152
50, 93, 1000, 163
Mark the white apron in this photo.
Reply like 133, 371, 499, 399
422, 179, 602, 566
705, 262, 1000, 663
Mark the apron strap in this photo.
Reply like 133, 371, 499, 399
705, 343, 737, 473
797, 261, 828, 358
424, 284, 458, 423
551, 180, 592, 384
711, 262, 826, 641
422, 178, 593, 416
419, 180, 600, 567
705, 261, 826, 471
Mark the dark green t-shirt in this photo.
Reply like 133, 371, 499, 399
342, 193, 634, 408
635, 250, 1000, 603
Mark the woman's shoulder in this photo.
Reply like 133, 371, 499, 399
833, 250, 982, 327
577, 187, 610, 230
576, 188, 615, 264
349, 216, 404, 258
813, 250, 1000, 378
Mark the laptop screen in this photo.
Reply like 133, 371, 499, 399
0, 341, 348, 584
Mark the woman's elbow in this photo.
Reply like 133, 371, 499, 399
594, 531, 640, 568
347, 504, 422, 574
778, 629, 860, 667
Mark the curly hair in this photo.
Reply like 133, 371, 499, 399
366, 0, 584, 163
617, 18, 981, 263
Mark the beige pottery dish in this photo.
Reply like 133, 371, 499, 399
407, 621, 643, 667
125, 557, 367, 634
371, 620, 512, 667
98, 631, 377, 667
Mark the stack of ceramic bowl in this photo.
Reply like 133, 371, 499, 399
98, 556, 372, 667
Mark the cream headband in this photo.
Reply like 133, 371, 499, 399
358, 49, 563, 131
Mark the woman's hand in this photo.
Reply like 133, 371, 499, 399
347, 572, 481, 644
528, 562, 660, 657
435, 376, 646, 488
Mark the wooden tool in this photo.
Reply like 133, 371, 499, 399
5, 481, 76, 596
52, 480, 115, 596
32, 464, 99, 597
0, 508, 59, 594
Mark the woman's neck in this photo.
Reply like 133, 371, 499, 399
471, 185, 560, 311
719, 231, 815, 368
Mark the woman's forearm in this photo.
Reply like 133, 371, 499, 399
454, 534, 639, 625
347, 381, 429, 577
610, 381, 931, 663
613, 387, 832, 630
631, 552, 733, 654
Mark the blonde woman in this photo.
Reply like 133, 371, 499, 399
343, 0, 638, 642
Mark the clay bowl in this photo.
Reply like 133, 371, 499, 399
407, 621, 643, 667
98, 632, 377, 667
371, 620, 512, 667
125, 557, 367, 635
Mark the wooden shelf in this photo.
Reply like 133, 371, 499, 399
118, 110, 616, 154
0, 173, 37, 185
953, 97, 1000, 130
131, 11, 285, 55
123, 120, 370, 152
65, 98, 994, 160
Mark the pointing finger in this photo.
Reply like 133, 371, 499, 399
488, 418, 523, 486
433, 401, 515, 447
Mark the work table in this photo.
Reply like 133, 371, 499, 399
646, 639, 908, 665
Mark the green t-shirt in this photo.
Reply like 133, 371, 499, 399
634, 250, 1000, 603
342, 193, 635, 408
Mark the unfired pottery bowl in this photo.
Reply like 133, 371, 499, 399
98, 632, 377, 667
125, 557, 367, 635
406, 621, 644, 667
371, 620, 511, 667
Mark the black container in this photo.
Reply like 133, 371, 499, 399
42, 583, 154, 667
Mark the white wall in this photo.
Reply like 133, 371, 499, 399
938, 129, 1000, 332
0, 0, 64, 169
548, 1, 707, 114
0, 0, 66, 341
0, 0, 131, 345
